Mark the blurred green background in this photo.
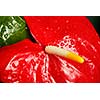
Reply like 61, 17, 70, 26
87, 16, 100, 36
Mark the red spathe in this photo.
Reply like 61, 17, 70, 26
0, 16, 100, 83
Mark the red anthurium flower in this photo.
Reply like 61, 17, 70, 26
0, 16, 100, 83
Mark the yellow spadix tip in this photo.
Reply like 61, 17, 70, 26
45, 46, 84, 64
66, 51, 84, 63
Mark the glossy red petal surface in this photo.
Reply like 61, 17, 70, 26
24, 16, 100, 82
0, 39, 54, 83
0, 17, 100, 83
48, 34, 100, 82
24, 16, 100, 47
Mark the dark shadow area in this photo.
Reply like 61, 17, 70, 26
87, 16, 100, 36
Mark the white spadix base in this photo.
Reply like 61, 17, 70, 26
45, 46, 84, 63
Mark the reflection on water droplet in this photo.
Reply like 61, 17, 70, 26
60, 42, 64, 46
4, 34, 8, 39
57, 26, 60, 30
8, 24, 12, 29
46, 27, 49, 30
66, 20, 69, 23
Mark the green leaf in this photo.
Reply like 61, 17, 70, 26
0, 16, 30, 47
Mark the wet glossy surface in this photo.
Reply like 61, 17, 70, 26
0, 39, 55, 82
0, 17, 100, 83
24, 16, 100, 82
0, 16, 29, 47
48, 34, 100, 82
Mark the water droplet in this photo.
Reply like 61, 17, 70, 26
66, 20, 69, 23
46, 27, 49, 30
57, 26, 60, 30
60, 42, 64, 46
